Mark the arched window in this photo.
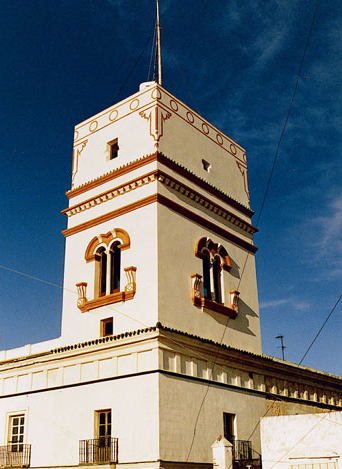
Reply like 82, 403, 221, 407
202, 250, 211, 300
77, 228, 137, 313
110, 241, 121, 293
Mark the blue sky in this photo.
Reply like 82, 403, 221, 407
0, 0, 341, 375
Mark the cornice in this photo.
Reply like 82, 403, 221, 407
62, 194, 158, 238
1, 323, 341, 408
63, 169, 257, 235
62, 192, 258, 253
63, 170, 158, 217
66, 153, 157, 199
66, 152, 253, 218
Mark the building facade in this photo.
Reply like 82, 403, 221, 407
1, 82, 342, 469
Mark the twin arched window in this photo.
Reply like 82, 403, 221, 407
84, 228, 131, 299
196, 237, 231, 304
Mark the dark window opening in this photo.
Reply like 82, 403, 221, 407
101, 318, 113, 337
202, 159, 211, 172
110, 242, 121, 293
109, 139, 119, 160
223, 413, 235, 444
99, 248, 107, 297
213, 258, 222, 303
202, 252, 211, 300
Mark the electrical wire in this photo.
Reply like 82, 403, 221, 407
162, 30, 201, 115
185, 0, 321, 460
147, 21, 157, 81
112, 27, 154, 105
299, 292, 342, 365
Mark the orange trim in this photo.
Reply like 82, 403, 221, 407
78, 290, 135, 313
62, 194, 158, 237
64, 167, 256, 234
63, 192, 257, 253
84, 228, 131, 262
201, 298, 238, 319
195, 237, 232, 271
66, 152, 253, 218
74, 100, 156, 145
157, 194, 258, 254
63, 169, 158, 214
156, 154, 253, 217
66, 153, 158, 199
74, 85, 158, 139
157, 170, 257, 233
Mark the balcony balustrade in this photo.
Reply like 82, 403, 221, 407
233, 440, 253, 461
0, 444, 31, 467
79, 437, 118, 464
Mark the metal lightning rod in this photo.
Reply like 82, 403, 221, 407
156, 0, 162, 85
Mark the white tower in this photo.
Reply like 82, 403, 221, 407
60, 82, 261, 354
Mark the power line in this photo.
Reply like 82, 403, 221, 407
112, 26, 154, 104
299, 291, 342, 365
162, 30, 201, 115
185, 0, 321, 459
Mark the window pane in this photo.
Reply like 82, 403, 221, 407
202, 254, 211, 299
110, 245, 121, 293
20, 417, 25, 426
105, 320, 113, 336
13, 418, 19, 426
99, 413, 106, 424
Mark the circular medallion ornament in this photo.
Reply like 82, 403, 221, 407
89, 121, 98, 132
230, 143, 237, 155
187, 112, 195, 123
170, 100, 178, 111
130, 99, 139, 110
152, 88, 162, 99
74, 130, 79, 141
202, 123, 209, 134
109, 109, 118, 121
242, 152, 247, 162
216, 133, 224, 145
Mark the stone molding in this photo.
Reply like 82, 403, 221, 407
63, 169, 257, 236
1, 325, 342, 410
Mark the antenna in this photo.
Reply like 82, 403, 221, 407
275, 334, 286, 360
156, 0, 162, 85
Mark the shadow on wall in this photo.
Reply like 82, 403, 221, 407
204, 298, 257, 338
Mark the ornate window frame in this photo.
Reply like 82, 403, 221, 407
192, 237, 239, 318
76, 228, 136, 313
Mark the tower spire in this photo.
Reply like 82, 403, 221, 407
156, 0, 162, 85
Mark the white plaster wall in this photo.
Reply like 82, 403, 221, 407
261, 412, 342, 469
72, 87, 158, 189
0, 373, 159, 466
60, 202, 158, 343
159, 373, 266, 462
72, 84, 249, 210
157, 203, 261, 353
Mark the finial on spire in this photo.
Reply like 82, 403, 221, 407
156, 0, 162, 85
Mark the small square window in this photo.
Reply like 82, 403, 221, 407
101, 317, 113, 337
202, 159, 211, 172
108, 139, 119, 160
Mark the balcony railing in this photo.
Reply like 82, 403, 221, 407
79, 437, 118, 464
0, 444, 31, 467
233, 440, 253, 461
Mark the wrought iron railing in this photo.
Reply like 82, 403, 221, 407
79, 437, 118, 464
233, 440, 253, 461
0, 444, 31, 467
